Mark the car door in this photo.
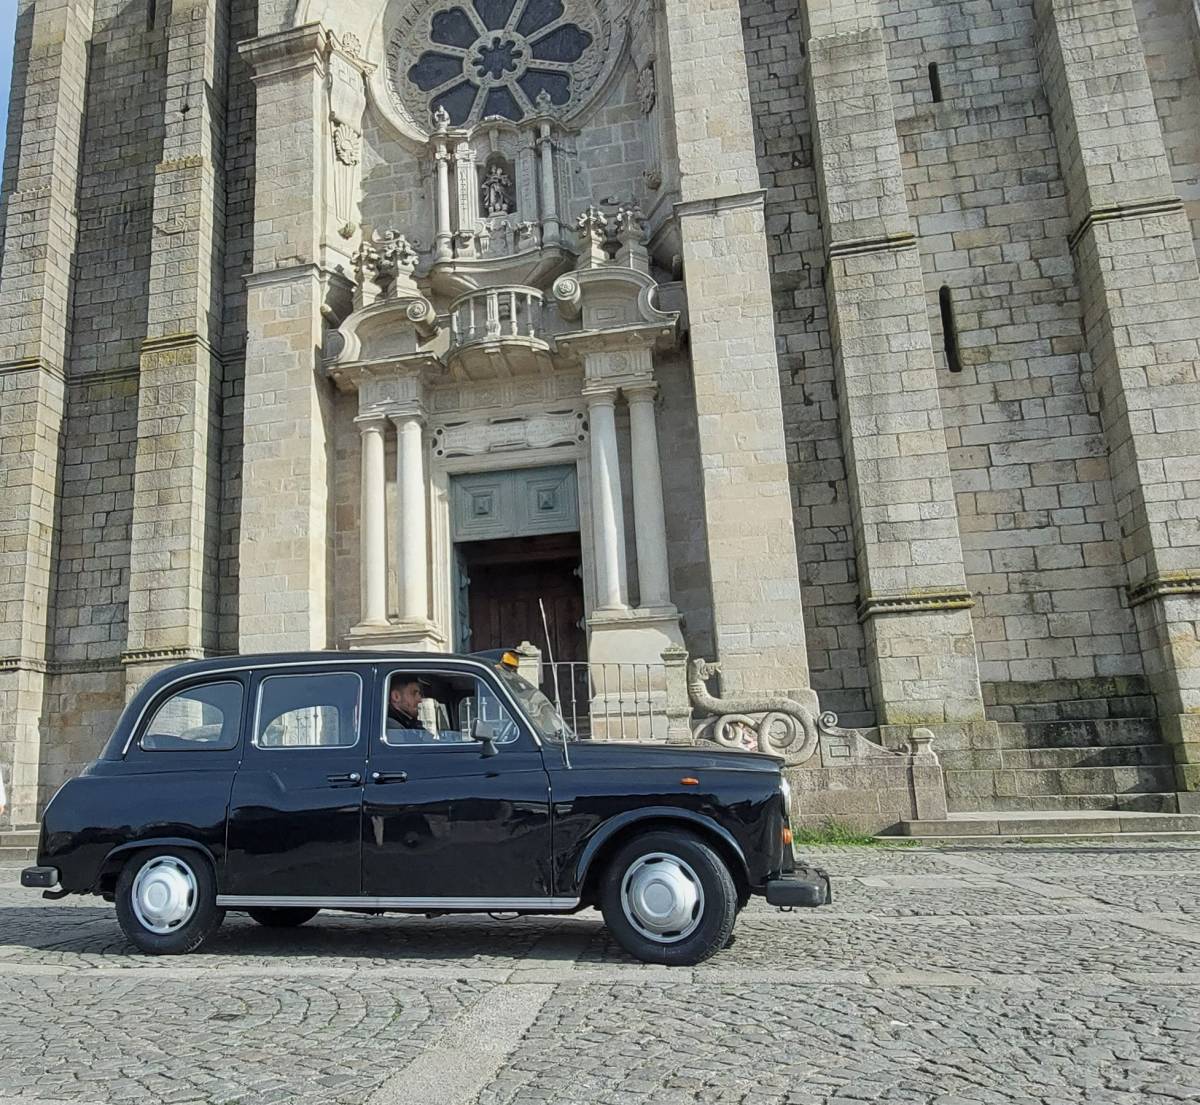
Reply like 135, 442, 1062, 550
224, 663, 369, 900
362, 662, 556, 904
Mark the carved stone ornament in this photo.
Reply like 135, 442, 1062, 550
354, 230, 422, 306
432, 410, 587, 457
340, 32, 363, 58
333, 122, 362, 166
687, 658, 820, 766
637, 64, 656, 115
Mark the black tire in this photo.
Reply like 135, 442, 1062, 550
246, 907, 320, 928
599, 830, 738, 966
115, 847, 225, 955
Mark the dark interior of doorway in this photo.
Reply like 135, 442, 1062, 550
457, 532, 587, 665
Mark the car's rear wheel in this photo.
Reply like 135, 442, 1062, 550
115, 848, 224, 955
599, 830, 738, 966
246, 907, 319, 928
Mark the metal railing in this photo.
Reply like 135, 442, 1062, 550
448, 286, 545, 349
536, 661, 670, 742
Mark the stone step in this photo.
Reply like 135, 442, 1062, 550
0, 846, 36, 863
948, 790, 1180, 814
0, 830, 39, 849
883, 810, 1200, 841
998, 744, 1174, 770
997, 719, 1161, 749
950, 764, 1178, 799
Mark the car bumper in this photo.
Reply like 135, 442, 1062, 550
21, 866, 60, 890
765, 866, 830, 908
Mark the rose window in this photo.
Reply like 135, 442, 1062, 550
403, 0, 595, 125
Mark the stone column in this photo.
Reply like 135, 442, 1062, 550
803, 0, 987, 732
537, 121, 561, 246
584, 386, 629, 611
238, 26, 335, 651
625, 382, 673, 609
1038, 0, 1200, 803
434, 140, 453, 260
357, 416, 389, 627
124, 0, 228, 691
660, 0, 813, 701
0, 0, 94, 823
393, 410, 430, 625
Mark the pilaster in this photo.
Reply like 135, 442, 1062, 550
237, 25, 336, 652
661, 0, 813, 701
1037, 0, 1200, 798
124, 0, 229, 688
804, 1, 988, 729
0, 0, 94, 822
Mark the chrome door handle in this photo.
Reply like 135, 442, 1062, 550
327, 772, 362, 786
371, 771, 408, 784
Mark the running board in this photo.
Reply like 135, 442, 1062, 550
216, 895, 581, 910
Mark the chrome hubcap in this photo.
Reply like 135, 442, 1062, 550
620, 852, 705, 944
131, 856, 198, 934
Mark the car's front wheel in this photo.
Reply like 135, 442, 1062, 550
599, 830, 738, 966
115, 848, 224, 955
246, 907, 319, 928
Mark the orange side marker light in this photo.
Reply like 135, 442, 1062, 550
680, 777, 700, 786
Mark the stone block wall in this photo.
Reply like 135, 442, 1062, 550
884, 0, 1146, 719
741, 0, 875, 726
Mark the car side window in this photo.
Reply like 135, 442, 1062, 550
140, 681, 244, 752
256, 672, 361, 749
382, 671, 521, 747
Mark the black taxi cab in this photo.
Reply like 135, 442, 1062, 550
22, 650, 830, 965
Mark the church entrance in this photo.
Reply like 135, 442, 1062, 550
457, 533, 586, 663
449, 466, 588, 711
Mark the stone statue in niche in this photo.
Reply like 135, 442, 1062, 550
482, 165, 514, 217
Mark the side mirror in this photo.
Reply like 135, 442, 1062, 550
472, 719, 500, 758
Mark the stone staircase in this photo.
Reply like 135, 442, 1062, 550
887, 718, 1200, 840
0, 828, 39, 866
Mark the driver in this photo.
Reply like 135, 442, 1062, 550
386, 676, 433, 742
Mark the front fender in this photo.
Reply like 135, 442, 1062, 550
573, 806, 750, 889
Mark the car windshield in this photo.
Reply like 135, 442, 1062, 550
493, 665, 576, 741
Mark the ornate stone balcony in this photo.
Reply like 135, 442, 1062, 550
446, 285, 553, 379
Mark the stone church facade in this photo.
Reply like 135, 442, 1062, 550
3, 0, 1200, 827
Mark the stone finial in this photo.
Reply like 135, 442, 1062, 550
432, 105, 451, 132
614, 203, 650, 274
576, 205, 610, 268
352, 240, 382, 310
372, 229, 421, 295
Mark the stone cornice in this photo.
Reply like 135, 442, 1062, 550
0, 356, 64, 383
674, 189, 766, 220
1128, 571, 1200, 607
244, 262, 326, 289
0, 656, 49, 676
140, 332, 223, 364
1068, 196, 1185, 252
858, 590, 975, 622
826, 231, 917, 261
121, 647, 221, 667
238, 24, 328, 83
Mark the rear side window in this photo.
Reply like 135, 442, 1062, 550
256, 672, 361, 748
140, 681, 244, 751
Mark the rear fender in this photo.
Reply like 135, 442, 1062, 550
97, 838, 220, 893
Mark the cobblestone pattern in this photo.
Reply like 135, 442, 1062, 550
2, 842, 1199, 1104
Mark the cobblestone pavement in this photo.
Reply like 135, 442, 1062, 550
2, 843, 1199, 1104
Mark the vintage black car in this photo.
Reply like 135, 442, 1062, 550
22, 650, 830, 965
